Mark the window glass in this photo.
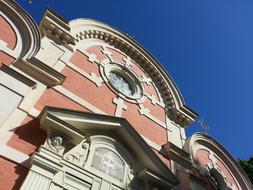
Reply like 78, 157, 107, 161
92, 147, 125, 181
108, 72, 133, 97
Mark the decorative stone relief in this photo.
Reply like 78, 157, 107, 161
45, 135, 65, 154
64, 140, 90, 167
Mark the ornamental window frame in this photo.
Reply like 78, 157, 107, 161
102, 62, 144, 101
85, 135, 133, 189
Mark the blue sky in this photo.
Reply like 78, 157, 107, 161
17, 0, 253, 159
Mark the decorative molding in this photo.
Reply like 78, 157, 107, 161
101, 45, 113, 61
39, 9, 75, 47
71, 21, 198, 127
63, 59, 104, 87
122, 56, 133, 69
0, 39, 19, 58
0, 64, 36, 88
74, 49, 100, 64
139, 75, 152, 85
64, 140, 89, 167
1, 0, 41, 59
143, 92, 165, 108
0, 142, 30, 167
37, 106, 179, 187
112, 97, 127, 117
138, 104, 166, 128
161, 142, 192, 169
14, 57, 66, 87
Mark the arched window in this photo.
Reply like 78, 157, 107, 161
85, 135, 136, 189
92, 147, 125, 181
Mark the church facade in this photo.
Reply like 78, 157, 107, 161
0, 0, 252, 189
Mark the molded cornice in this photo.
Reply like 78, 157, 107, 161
0, 64, 36, 88
161, 142, 192, 169
39, 9, 75, 46
1, 0, 41, 59
13, 57, 66, 87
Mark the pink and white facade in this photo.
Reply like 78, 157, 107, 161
0, 0, 252, 189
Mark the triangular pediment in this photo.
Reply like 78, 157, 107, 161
39, 106, 179, 188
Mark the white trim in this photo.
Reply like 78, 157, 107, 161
0, 142, 30, 167
18, 82, 46, 114
0, 11, 23, 58
0, 108, 27, 144
112, 97, 127, 117
138, 104, 167, 128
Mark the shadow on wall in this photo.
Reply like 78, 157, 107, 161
7, 118, 47, 155
0, 156, 28, 190
13, 160, 28, 190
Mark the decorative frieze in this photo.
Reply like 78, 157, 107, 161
64, 140, 90, 167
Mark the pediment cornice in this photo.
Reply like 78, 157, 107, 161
38, 106, 179, 188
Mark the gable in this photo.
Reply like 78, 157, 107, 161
37, 106, 179, 189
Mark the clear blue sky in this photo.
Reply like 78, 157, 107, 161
17, 0, 253, 159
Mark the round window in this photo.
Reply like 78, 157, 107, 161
103, 63, 143, 100
108, 72, 134, 97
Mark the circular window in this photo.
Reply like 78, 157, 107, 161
108, 72, 134, 97
102, 63, 143, 100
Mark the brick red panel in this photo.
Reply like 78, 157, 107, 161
7, 117, 46, 155
69, 50, 100, 76
0, 16, 16, 50
131, 62, 146, 77
0, 51, 15, 65
143, 99, 165, 123
62, 66, 116, 115
122, 102, 167, 145
107, 47, 126, 63
0, 156, 28, 190
35, 88, 90, 112
145, 83, 161, 103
